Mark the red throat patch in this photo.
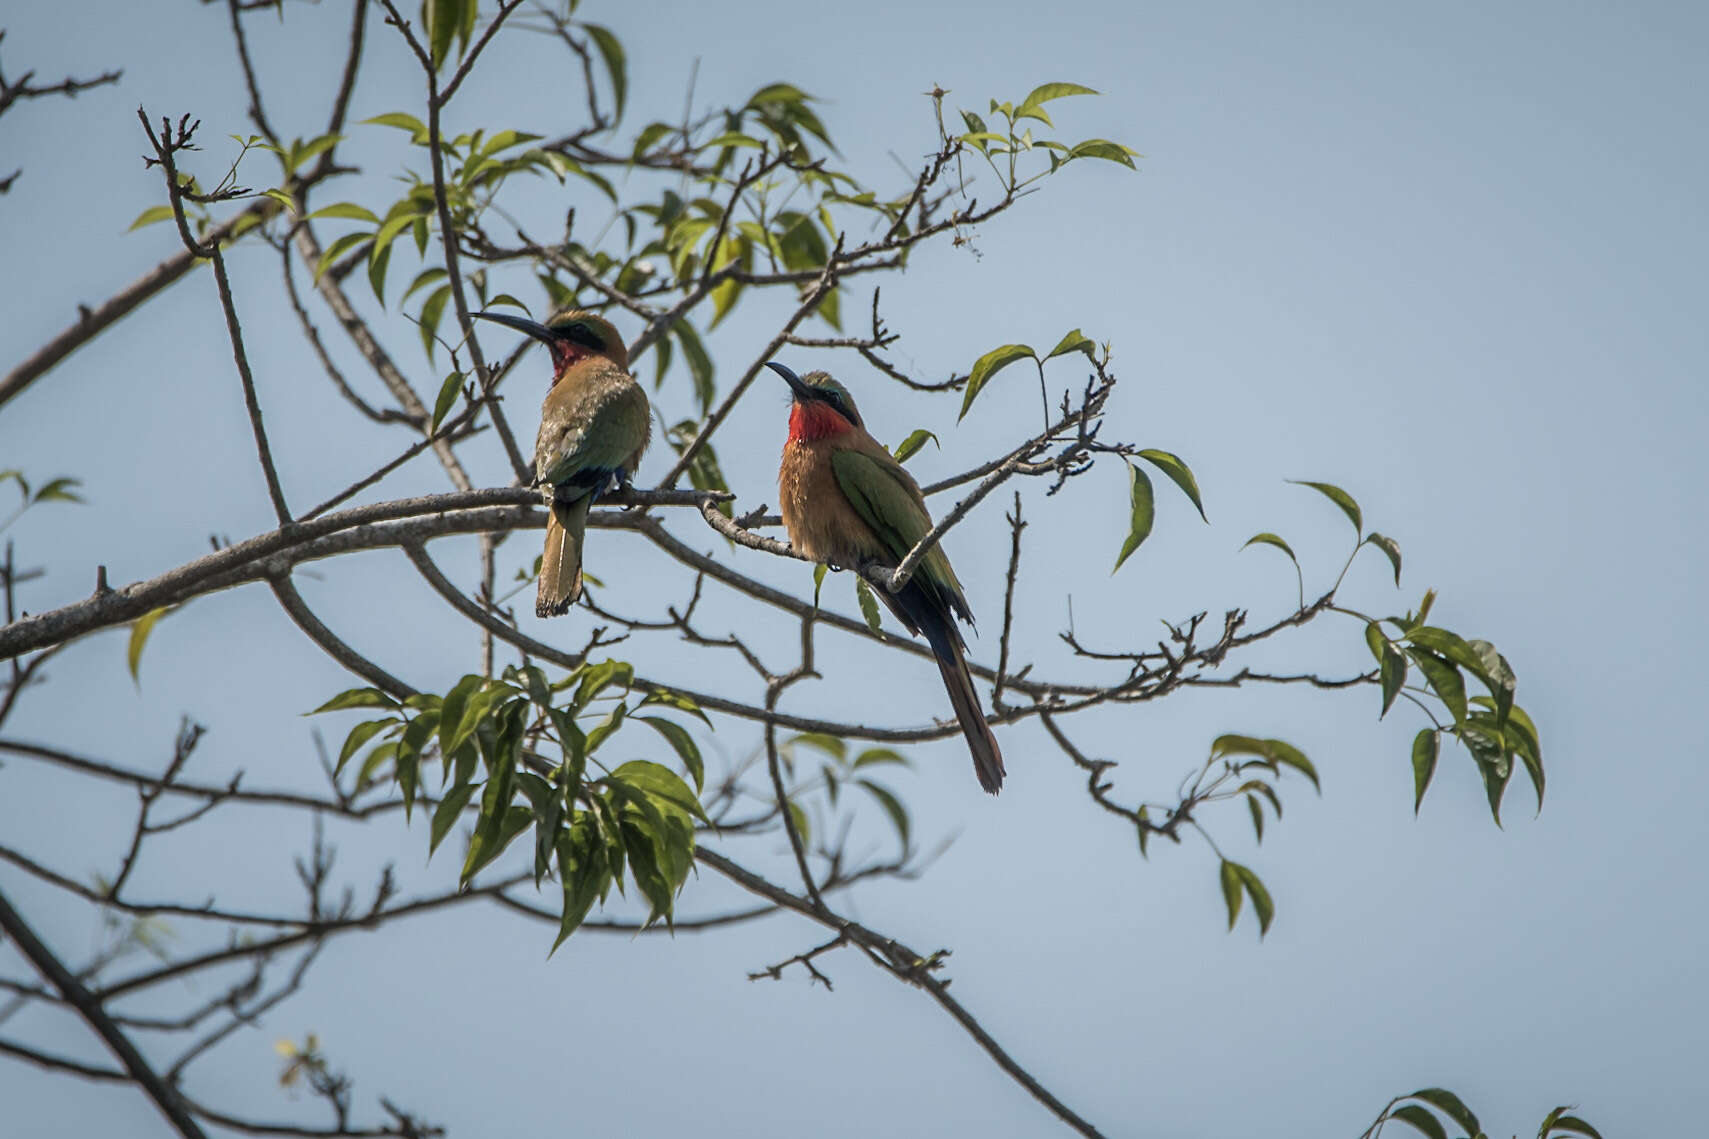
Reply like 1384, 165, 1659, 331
549, 342, 595, 379
788, 399, 853, 442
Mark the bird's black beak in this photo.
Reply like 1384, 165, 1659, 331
474, 310, 556, 346
765, 360, 817, 402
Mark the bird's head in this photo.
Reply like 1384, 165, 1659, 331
765, 361, 865, 441
474, 308, 629, 380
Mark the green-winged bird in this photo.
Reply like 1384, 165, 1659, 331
768, 361, 1005, 793
475, 309, 650, 618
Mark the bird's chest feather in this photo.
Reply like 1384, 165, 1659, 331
779, 437, 885, 564
536, 369, 650, 484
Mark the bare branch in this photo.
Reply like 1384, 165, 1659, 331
0, 886, 209, 1139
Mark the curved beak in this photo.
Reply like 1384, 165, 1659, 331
474, 311, 555, 346
764, 360, 816, 402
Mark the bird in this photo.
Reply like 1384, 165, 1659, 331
768, 361, 1005, 793
474, 308, 650, 618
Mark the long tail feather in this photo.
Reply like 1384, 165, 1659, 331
537, 496, 592, 617
920, 612, 1005, 794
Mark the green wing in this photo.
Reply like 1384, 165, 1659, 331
830, 448, 972, 621
539, 382, 649, 490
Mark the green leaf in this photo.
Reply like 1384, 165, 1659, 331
1111, 461, 1154, 572
400, 267, 447, 306
552, 825, 607, 951
788, 733, 847, 763
126, 607, 171, 683
637, 688, 713, 728
310, 687, 400, 713
958, 343, 1035, 421
582, 24, 628, 121
858, 779, 910, 853
1543, 1115, 1603, 1139
1232, 862, 1274, 935
1389, 1104, 1450, 1139
1364, 623, 1407, 717
1069, 139, 1139, 168
366, 239, 392, 305
1219, 859, 1242, 930
786, 801, 811, 848
853, 747, 908, 769
426, 0, 466, 69
1464, 718, 1511, 826
1407, 648, 1467, 726
891, 429, 939, 464
1045, 328, 1096, 361
1246, 794, 1265, 843
335, 719, 393, 776
314, 231, 371, 280
1363, 532, 1403, 585
572, 659, 634, 713
1241, 532, 1297, 566
1137, 449, 1207, 522
1290, 479, 1363, 535
1020, 81, 1099, 109
638, 716, 704, 793
611, 758, 707, 826
1407, 1089, 1480, 1137
429, 779, 476, 854
812, 563, 828, 609
583, 701, 627, 758
128, 205, 176, 232
855, 576, 882, 633
304, 202, 380, 224
672, 319, 715, 413
418, 284, 452, 362
431, 370, 463, 433
31, 475, 82, 502
362, 111, 428, 141
1411, 729, 1439, 813
1211, 735, 1320, 791
290, 132, 343, 172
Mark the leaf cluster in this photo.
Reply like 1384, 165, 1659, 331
314, 660, 709, 944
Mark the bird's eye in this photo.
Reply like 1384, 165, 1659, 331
557, 322, 605, 351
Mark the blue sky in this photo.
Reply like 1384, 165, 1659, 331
2, 1, 1705, 1135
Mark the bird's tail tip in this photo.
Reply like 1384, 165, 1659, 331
972, 730, 1006, 794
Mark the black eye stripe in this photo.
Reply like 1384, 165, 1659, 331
554, 322, 605, 351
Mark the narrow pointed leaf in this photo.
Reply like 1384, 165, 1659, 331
958, 343, 1034, 420
1241, 532, 1297, 566
582, 24, 628, 121
1389, 1105, 1450, 1139
638, 716, 704, 793
1232, 863, 1274, 935
127, 607, 171, 683
1112, 461, 1154, 572
1290, 479, 1363, 534
128, 205, 176, 231
1411, 729, 1439, 813
1408, 1089, 1480, 1137
1219, 859, 1242, 930
1363, 532, 1403, 585
1365, 623, 1407, 717
1020, 82, 1099, 109
1138, 448, 1208, 522
857, 779, 910, 853
892, 429, 939, 463
305, 202, 380, 224
1045, 328, 1096, 361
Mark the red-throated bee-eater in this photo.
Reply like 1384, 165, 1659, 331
474, 309, 650, 618
768, 361, 1005, 793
